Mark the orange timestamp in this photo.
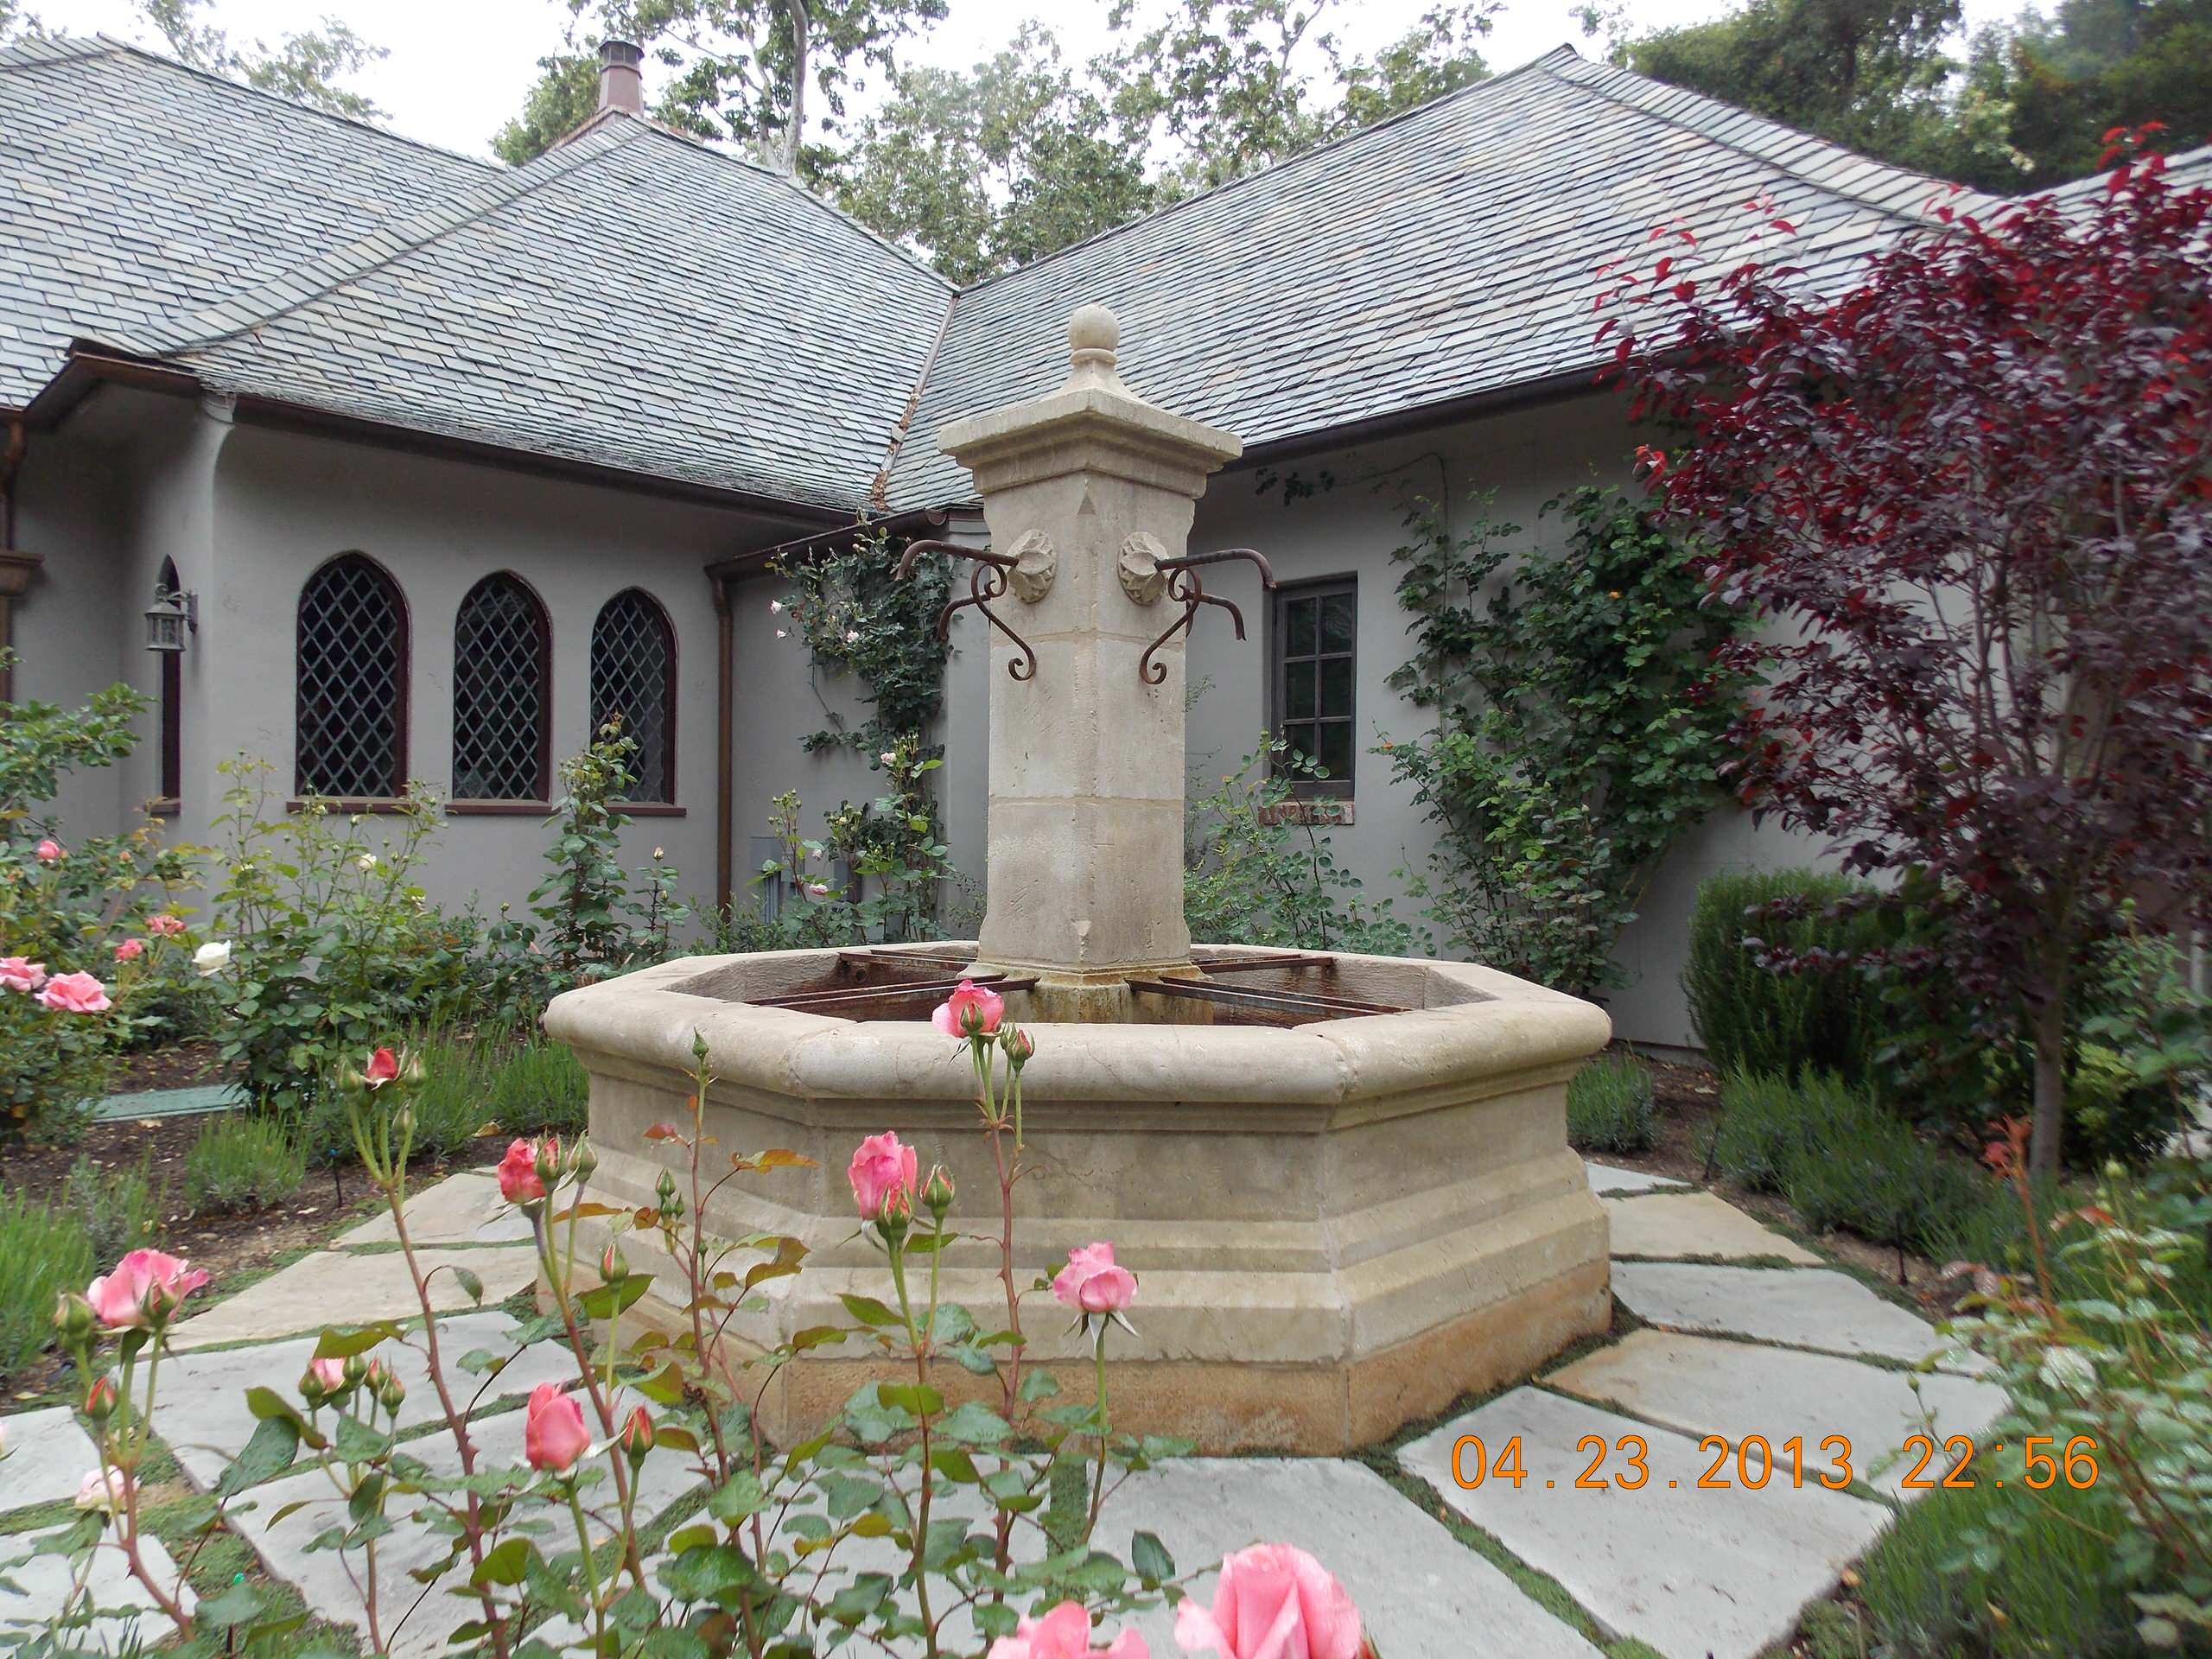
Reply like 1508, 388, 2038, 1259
1448, 1432, 2103, 1492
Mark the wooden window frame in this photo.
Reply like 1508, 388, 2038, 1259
450, 571, 553, 805
589, 588, 679, 805
1269, 575, 1357, 799
294, 551, 411, 803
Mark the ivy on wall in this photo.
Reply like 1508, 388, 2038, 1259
771, 527, 952, 760
1383, 485, 1748, 997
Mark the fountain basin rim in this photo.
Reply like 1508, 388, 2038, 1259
544, 944, 1611, 1107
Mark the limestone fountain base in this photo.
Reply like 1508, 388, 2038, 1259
544, 944, 1611, 1454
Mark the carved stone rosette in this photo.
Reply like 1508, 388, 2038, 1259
1006, 528, 1057, 603
1117, 531, 1167, 606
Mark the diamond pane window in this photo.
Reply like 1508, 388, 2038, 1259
1272, 577, 1356, 798
452, 574, 550, 801
296, 553, 408, 799
590, 588, 676, 803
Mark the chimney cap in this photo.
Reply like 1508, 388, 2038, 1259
597, 38, 645, 114
599, 39, 644, 68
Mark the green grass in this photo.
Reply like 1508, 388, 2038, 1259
0, 1187, 93, 1382
60, 1152, 167, 1263
184, 1114, 307, 1213
1567, 1052, 1658, 1155
1684, 868, 1891, 1085
486, 1032, 589, 1138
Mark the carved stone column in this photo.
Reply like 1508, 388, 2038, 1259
938, 306, 1241, 1020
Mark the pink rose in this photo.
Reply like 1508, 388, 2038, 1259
35, 838, 62, 863
990, 1600, 1148, 1659
75, 1468, 130, 1513
85, 1249, 210, 1329
847, 1130, 918, 1221
525, 1382, 591, 1472
0, 957, 45, 993
931, 979, 1005, 1038
497, 1138, 547, 1205
1052, 1243, 1137, 1314
1174, 1545, 1364, 1659
146, 914, 186, 938
39, 972, 113, 1014
306, 1357, 346, 1393
113, 938, 146, 963
363, 1046, 399, 1087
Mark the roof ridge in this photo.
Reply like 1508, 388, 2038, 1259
949, 44, 1580, 300
71, 31, 499, 176
127, 124, 644, 359
1540, 54, 1982, 228
0, 34, 119, 73
623, 120, 957, 291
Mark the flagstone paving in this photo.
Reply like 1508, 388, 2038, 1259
0, 1530, 196, 1651
1601, 1191, 1821, 1264
0, 1161, 2007, 1658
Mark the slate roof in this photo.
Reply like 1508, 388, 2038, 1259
0, 35, 493, 409
118, 117, 956, 511
886, 45, 2000, 505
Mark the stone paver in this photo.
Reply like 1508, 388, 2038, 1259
0, 1532, 196, 1650
1548, 1330, 2009, 1498
1401, 1388, 1891, 1659
1582, 1161, 1689, 1196
1603, 1192, 1821, 1265
232, 1402, 700, 1658
150, 1312, 578, 1490
1613, 1262, 1980, 1371
168, 1245, 538, 1351
334, 1171, 534, 1249
0, 1407, 104, 1514
1096, 1459, 1601, 1659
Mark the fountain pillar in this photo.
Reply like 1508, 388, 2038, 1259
939, 305, 1241, 1020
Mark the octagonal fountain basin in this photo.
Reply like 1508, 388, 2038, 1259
544, 942, 1611, 1454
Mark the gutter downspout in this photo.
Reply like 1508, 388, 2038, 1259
713, 570, 734, 914
0, 416, 37, 706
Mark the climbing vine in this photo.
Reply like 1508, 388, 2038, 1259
771, 526, 952, 759
1384, 485, 1746, 997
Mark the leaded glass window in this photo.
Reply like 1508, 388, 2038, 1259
452, 574, 550, 801
296, 553, 407, 799
589, 588, 675, 802
1273, 577, 1357, 797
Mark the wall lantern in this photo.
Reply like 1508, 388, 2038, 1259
143, 586, 198, 654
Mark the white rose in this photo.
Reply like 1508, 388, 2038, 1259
769, 600, 783, 613
880, 751, 897, 766
193, 940, 232, 977
356, 853, 378, 872
76, 1468, 128, 1513
776, 629, 787, 639
844, 629, 861, 645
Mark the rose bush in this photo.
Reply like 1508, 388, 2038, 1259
5, 1001, 1371, 1658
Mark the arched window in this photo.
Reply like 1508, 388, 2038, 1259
296, 552, 408, 799
155, 559, 181, 807
452, 573, 550, 802
589, 588, 676, 803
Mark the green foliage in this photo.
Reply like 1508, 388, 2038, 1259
183, 1114, 307, 1213
484, 1032, 590, 1139
1385, 486, 1745, 996
0, 1187, 92, 1382
59, 1154, 166, 1264
1684, 869, 1893, 1085
491, 50, 599, 164
208, 758, 457, 1113
1182, 734, 1423, 954
1979, 0, 2212, 188
0, 671, 147, 823
1566, 1051, 1658, 1154
396, 1031, 501, 1160
528, 721, 690, 985
136, 0, 387, 121
774, 529, 951, 760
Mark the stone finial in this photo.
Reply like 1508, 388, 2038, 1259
1066, 303, 1124, 391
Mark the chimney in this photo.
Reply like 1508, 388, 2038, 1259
598, 40, 644, 115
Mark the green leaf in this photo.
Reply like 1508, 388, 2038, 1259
1132, 1530, 1174, 1583
313, 1323, 406, 1359
216, 1415, 299, 1498
839, 1293, 901, 1327
577, 1274, 652, 1321
472, 1536, 532, 1586
877, 1382, 943, 1417
935, 1401, 1011, 1445
1019, 1368, 1060, 1402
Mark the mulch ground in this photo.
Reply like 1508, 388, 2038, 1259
111, 1039, 238, 1094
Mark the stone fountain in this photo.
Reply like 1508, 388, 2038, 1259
545, 307, 1611, 1453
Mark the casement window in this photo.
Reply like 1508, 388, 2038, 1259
1272, 576, 1357, 797
296, 552, 409, 800
451, 573, 551, 802
154, 559, 181, 809
589, 588, 677, 803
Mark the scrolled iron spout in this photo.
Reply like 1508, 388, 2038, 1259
1139, 546, 1279, 685
892, 537, 1035, 681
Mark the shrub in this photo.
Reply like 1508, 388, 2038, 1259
397, 1030, 499, 1160
0, 1188, 92, 1380
59, 1154, 166, 1263
183, 1113, 306, 1212
486, 1033, 589, 1138
1567, 1052, 1657, 1154
1684, 870, 1891, 1085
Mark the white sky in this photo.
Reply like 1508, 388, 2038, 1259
38, 0, 2019, 161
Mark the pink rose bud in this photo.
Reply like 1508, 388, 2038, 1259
84, 1376, 118, 1421
363, 1046, 399, 1087
147, 914, 186, 937
113, 938, 146, 963
534, 1135, 563, 1189
847, 1131, 919, 1221
38, 972, 112, 1014
600, 1242, 629, 1282
35, 838, 62, 863
498, 1138, 548, 1205
921, 1165, 955, 1216
0, 957, 48, 993
75, 1468, 130, 1514
1052, 1243, 1138, 1315
931, 979, 1005, 1039
1173, 1544, 1363, 1659
85, 1249, 209, 1329
619, 1405, 655, 1462
524, 1382, 591, 1473
1002, 1026, 1035, 1068
989, 1600, 1149, 1659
